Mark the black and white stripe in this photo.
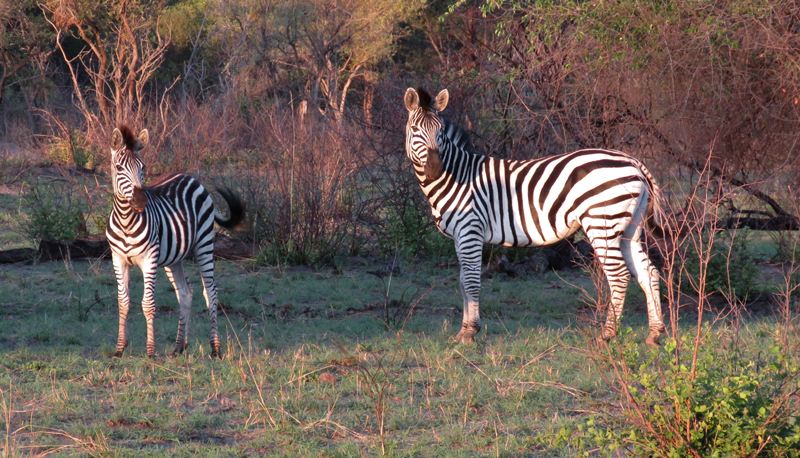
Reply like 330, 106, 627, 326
404, 88, 665, 345
106, 125, 244, 358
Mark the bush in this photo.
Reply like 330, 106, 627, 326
681, 230, 758, 300
48, 129, 99, 170
19, 175, 110, 243
215, 111, 371, 266
557, 331, 800, 457
380, 192, 455, 261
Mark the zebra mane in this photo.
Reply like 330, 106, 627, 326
416, 87, 433, 111
440, 118, 473, 154
118, 124, 139, 151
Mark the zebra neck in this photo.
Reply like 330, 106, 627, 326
111, 198, 144, 228
416, 141, 481, 192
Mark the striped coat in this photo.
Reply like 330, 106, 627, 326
404, 88, 665, 345
107, 125, 244, 358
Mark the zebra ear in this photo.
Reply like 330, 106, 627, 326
404, 88, 419, 112
432, 89, 449, 112
111, 128, 123, 151
136, 129, 149, 151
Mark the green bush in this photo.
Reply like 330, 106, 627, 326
19, 177, 110, 243
682, 231, 758, 300
20, 178, 88, 242
48, 129, 99, 170
556, 331, 800, 457
381, 198, 455, 261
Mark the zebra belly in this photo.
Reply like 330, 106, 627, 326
483, 219, 579, 247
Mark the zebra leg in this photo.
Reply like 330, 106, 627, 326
195, 251, 221, 358
165, 263, 192, 356
621, 235, 665, 347
141, 261, 159, 358
453, 234, 483, 344
591, 238, 631, 343
112, 253, 131, 357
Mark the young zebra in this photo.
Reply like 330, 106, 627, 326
106, 125, 244, 358
404, 88, 666, 346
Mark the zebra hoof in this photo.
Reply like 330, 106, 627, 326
172, 343, 187, 357
111, 340, 129, 357
594, 334, 614, 347
454, 326, 478, 344
645, 333, 662, 347
210, 339, 221, 358
454, 333, 474, 344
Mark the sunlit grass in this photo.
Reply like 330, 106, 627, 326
0, 257, 791, 456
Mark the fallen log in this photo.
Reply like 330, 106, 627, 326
722, 215, 800, 231
38, 239, 111, 261
0, 248, 37, 264
0, 234, 255, 264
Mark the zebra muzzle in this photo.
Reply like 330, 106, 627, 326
131, 187, 147, 213
424, 151, 443, 180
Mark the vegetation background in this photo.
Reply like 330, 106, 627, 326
1, 0, 800, 456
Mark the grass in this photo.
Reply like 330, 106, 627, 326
0, 192, 31, 251
0, 255, 792, 457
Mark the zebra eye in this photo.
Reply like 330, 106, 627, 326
115, 164, 124, 172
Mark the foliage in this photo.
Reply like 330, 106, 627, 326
20, 178, 88, 242
216, 112, 370, 266
47, 129, 99, 170
42, 0, 170, 144
381, 193, 455, 261
682, 231, 759, 300
18, 174, 110, 243
557, 332, 800, 457
205, 0, 425, 121
0, 0, 53, 105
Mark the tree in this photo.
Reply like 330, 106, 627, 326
42, 0, 170, 137
209, 0, 424, 122
0, 0, 52, 106
441, 0, 800, 229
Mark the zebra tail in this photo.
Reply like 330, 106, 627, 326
215, 187, 246, 230
641, 165, 666, 238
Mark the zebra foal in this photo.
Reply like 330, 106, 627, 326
404, 87, 666, 346
106, 125, 244, 358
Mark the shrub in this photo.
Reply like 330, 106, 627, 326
681, 230, 758, 300
20, 178, 88, 242
215, 111, 370, 266
556, 331, 800, 457
19, 175, 110, 243
48, 129, 99, 170
381, 193, 455, 261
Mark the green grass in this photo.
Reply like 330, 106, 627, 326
0, 193, 31, 250
0, 257, 794, 457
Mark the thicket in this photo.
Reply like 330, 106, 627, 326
1, 0, 797, 265
3, 0, 798, 258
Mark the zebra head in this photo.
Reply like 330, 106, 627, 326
110, 125, 149, 213
404, 87, 449, 181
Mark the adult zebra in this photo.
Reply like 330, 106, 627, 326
106, 125, 244, 358
404, 87, 665, 346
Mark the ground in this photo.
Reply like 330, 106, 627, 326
0, 252, 794, 456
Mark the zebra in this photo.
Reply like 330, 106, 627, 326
404, 87, 666, 346
106, 125, 244, 358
